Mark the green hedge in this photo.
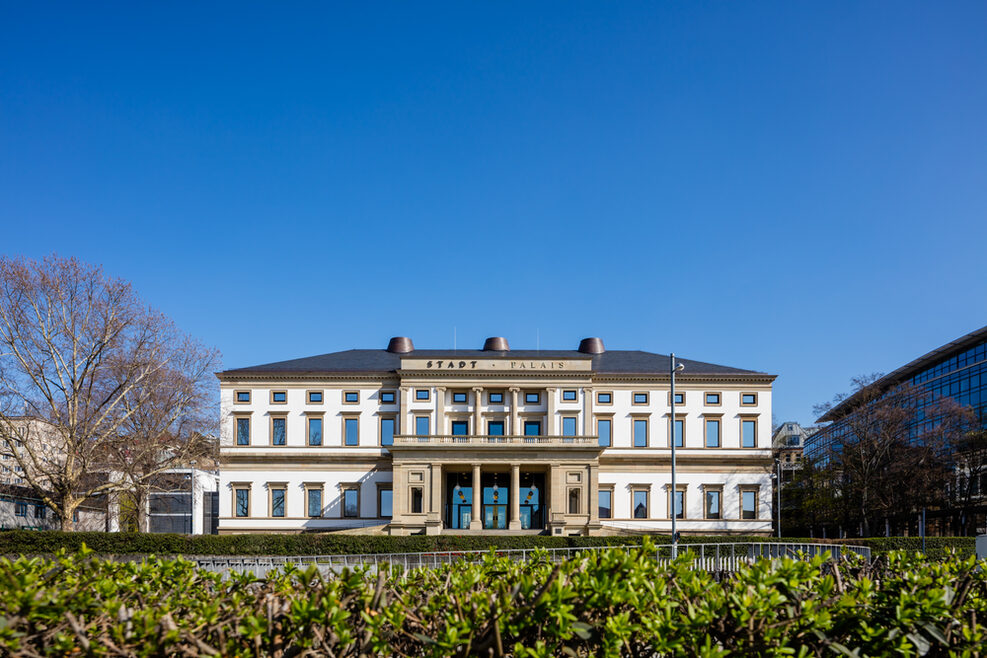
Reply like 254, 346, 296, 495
0, 529, 976, 557
2, 544, 986, 656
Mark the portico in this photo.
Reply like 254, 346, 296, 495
386, 435, 603, 535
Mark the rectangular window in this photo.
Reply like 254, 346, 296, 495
597, 392, 612, 405
344, 418, 359, 446
379, 488, 393, 518
380, 417, 395, 446
741, 393, 757, 406
673, 490, 685, 519
598, 490, 612, 519
633, 392, 649, 405
568, 488, 580, 514
672, 392, 685, 405
343, 488, 359, 517
452, 391, 468, 403
344, 391, 359, 404
415, 389, 430, 401
741, 490, 757, 519
489, 391, 504, 404
380, 390, 396, 404
705, 490, 721, 519
307, 488, 322, 517
562, 417, 577, 437
487, 420, 505, 436
235, 391, 251, 403
525, 392, 540, 404
705, 393, 720, 405
236, 417, 250, 445
523, 421, 541, 436
705, 419, 721, 448
632, 490, 648, 519
308, 417, 323, 446
271, 488, 286, 517
633, 419, 648, 447
235, 488, 249, 517
673, 418, 684, 447
271, 391, 287, 404
742, 419, 757, 448
410, 487, 423, 514
451, 420, 469, 436
597, 418, 611, 447
308, 391, 323, 403
15, 501, 27, 517
415, 416, 430, 436
34, 504, 46, 519
562, 390, 577, 401
271, 417, 286, 446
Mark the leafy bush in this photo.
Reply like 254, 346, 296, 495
1, 543, 985, 656
0, 529, 976, 558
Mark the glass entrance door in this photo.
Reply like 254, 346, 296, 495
481, 472, 509, 529
445, 473, 473, 529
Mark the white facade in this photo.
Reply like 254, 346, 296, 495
218, 339, 775, 536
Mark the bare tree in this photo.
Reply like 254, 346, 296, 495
812, 374, 971, 536
0, 255, 219, 531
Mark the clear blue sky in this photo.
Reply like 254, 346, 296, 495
2, 2, 985, 426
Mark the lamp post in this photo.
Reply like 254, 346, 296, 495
670, 354, 684, 557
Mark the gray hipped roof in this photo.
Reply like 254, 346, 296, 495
219, 349, 768, 378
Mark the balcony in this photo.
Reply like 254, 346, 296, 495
391, 434, 600, 448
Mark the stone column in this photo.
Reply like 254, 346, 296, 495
435, 387, 447, 436
588, 464, 600, 523
472, 386, 483, 436
546, 388, 556, 436
509, 463, 521, 531
470, 463, 482, 530
430, 462, 443, 513
509, 387, 520, 436
583, 387, 594, 436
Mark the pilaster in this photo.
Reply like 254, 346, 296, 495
509, 463, 521, 531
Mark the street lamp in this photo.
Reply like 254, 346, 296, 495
774, 458, 782, 539
189, 459, 197, 535
670, 354, 685, 557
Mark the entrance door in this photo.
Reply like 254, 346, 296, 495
481, 471, 509, 529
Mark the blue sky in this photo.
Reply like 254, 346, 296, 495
2, 2, 985, 426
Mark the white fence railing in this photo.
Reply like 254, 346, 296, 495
193, 542, 871, 578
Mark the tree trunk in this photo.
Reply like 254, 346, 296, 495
59, 495, 80, 532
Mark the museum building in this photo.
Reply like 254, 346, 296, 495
217, 337, 776, 536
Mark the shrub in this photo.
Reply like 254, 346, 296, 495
1, 543, 985, 656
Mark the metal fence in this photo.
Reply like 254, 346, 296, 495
193, 542, 871, 579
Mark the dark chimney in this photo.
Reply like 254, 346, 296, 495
578, 337, 605, 354
482, 336, 510, 351
386, 336, 415, 353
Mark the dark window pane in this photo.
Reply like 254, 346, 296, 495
236, 418, 250, 445
598, 490, 612, 519
598, 419, 611, 447
634, 393, 648, 404
674, 491, 684, 519
705, 393, 719, 405
345, 418, 359, 446
568, 489, 580, 514
562, 417, 577, 437
345, 392, 359, 403
451, 421, 469, 436
489, 392, 503, 404
706, 420, 720, 448
236, 489, 249, 517
415, 389, 430, 400
706, 491, 720, 519
309, 391, 323, 403
308, 489, 322, 517
597, 393, 612, 404
452, 392, 467, 403
742, 393, 756, 405
673, 419, 684, 447
525, 393, 539, 404
410, 487, 423, 514
742, 491, 756, 519
488, 421, 504, 436
674, 393, 684, 404
343, 489, 359, 517
380, 418, 395, 446
633, 419, 647, 447
381, 391, 395, 403
273, 391, 286, 402
271, 490, 285, 517
563, 390, 577, 401
415, 416, 430, 436
309, 418, 323, 446
236, 391, 250, 402
633, 491, 648, 519
379, 489, 393, 517
524, 421, 541, 436
742, 420, 756, 448
272, 418, 286, 445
